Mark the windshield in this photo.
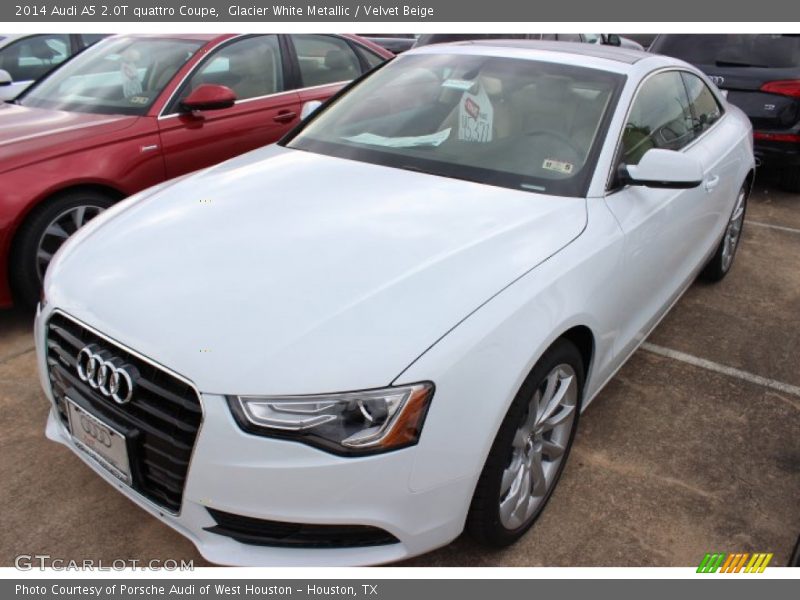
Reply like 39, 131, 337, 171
20, 36, 203, 115
652, 35, 800, 69
286, 54, 624, 197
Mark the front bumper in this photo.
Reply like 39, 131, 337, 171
35, 309, 472, 566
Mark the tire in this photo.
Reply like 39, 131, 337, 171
789, 534, 800, 567
466, 338, 584, 547
700, 183, 748, 283
779, 168, 800, 193
10, 189, 114, 307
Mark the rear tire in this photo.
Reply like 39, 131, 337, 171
466, 339, 584, 547
10, 189, 113, 307
779, 168, 800, 193
700, 183, 748, 282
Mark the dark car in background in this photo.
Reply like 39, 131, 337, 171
0, 33, 107, 100
650, 34, 800, 191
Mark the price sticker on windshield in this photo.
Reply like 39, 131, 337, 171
542, 158, 575, 175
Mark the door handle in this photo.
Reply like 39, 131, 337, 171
704, 175, 720, 193
273, 111, 297, 124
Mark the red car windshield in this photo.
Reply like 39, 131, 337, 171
20, 36, 203, 116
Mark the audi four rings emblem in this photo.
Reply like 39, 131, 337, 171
79, 415, 112, 447
76, 345, 135, 404
709, 75, 725, 87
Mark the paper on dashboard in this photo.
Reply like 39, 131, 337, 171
345, 128, 451, 148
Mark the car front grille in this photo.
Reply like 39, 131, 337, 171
45, 311, 202, 513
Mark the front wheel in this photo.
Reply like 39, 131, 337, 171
10, 189, 113, 307
700, 183, 748, 282
467, 339, 584, 547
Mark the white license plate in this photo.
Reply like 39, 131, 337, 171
66, 398, 132, 485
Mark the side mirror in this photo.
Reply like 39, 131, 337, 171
604, 34, 622, 47
180, 84, 236, 112
622, 149, 704, 189
0, 69, 12, 87
300, 100, 323, 121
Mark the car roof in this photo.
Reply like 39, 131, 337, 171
426, 40, 648, 64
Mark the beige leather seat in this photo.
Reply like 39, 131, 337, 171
511, 76, 579, 138
511, 76, 612, 158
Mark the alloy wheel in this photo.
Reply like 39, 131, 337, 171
721, 188, 746, 273
35, 204, 105, 281
498, 363, 578, 529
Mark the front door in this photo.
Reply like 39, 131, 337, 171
157, 35, 301, 179
605, 70, 715, 359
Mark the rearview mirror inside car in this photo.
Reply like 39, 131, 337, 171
0, 69, 12, 87
622, 149, 704, 189
180, 84, 237, 112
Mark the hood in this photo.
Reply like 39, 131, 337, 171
47, 145, 587, 394
0, 103, 137, 173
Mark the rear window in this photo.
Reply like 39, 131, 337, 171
652, 34, 800, 69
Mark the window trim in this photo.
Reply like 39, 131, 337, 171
605, 66, 729, 193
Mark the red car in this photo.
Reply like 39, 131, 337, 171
0, 33, 392, 307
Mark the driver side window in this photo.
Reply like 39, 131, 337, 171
622, 71, 695, 166
173, 35, 284, 109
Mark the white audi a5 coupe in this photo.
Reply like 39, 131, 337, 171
35, 41, 754, 566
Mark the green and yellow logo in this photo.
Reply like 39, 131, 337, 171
697, 552, 773, 573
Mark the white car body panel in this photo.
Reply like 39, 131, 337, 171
36, 43, 755, 565
46, 144, 587, 395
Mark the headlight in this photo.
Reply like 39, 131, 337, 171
228, 382, 434, 455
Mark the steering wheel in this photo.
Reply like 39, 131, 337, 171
525, 130, 583, 157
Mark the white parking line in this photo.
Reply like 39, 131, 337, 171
641, 342, 800, 399
746, 220, 800, 235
